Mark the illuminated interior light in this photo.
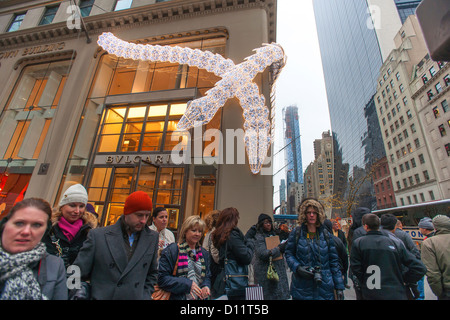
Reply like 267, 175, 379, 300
97, 32, 286, 174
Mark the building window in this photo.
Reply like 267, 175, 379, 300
420, 193, 425, 201
80, 0, 95, 17
396, 103, 401, 112
399, 84, 404, 93
39, 5, 59, 25
415, 174, 420, 184
392, 108, 397, 117
444, 74, 450, 87
429, 190, 435, 200
393, 167, 398, 176
445, 143, 450, 156
436, 82, 443, 94
430, 66, 437, 77
427, 90, 434, 100
406, 143, 412, 153
393, 137, 397, 145
399, 116, 405, 125
419, 154, 425, 164
403, 97, 408, 106
396, 72, 401, 81
397, 181, 401, 190
405, 161, 410, 170
411, 158, 416, 167
442, 100, 449, 112
422, 74, 428, 84
7, 13, 26, 32
388, 141, 392, 150
406, 110, 412, 119
382, 118, 386, 126
403, 129, 409, 139
423, 170, 430, 181
438, 61, 446, 69
114, 0, 133, 11
410, 123, 416, 133
400, 198, 405, 205
414, 138, 420, 148
0, 60, 71, 214
400, 164, 404, 173
403, 179, 408, 188
390, 79, 394, 88
433, 106, 440, 118
439, 124, 447, 136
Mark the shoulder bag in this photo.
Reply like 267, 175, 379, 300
224, 241, 249, 297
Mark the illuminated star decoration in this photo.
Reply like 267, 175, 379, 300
97, 32, 286, 174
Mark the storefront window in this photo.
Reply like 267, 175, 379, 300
0, 60, 71, 216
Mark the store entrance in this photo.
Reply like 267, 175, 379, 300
87, 161, 185, 229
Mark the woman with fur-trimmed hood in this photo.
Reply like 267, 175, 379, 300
42, 184, 98, 269
285, 198, 345, 300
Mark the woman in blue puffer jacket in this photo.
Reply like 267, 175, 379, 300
285, 198, 345, 300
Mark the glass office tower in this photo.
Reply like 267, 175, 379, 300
283, 105, 303, 188
394, 0, 422, 23
313, 0, 420, 214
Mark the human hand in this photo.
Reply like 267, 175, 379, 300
201, 286, 211, 300
190, 281, 203, 299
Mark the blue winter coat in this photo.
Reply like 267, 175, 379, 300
285, 224, 345, 300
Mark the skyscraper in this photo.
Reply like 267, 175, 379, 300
313, 0, 421, 214
283, 105, 303, 187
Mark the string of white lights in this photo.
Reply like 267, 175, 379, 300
97, 32, 286, 174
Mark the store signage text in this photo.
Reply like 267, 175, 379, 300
103, 154, 173, 165
0, 42, 66, 60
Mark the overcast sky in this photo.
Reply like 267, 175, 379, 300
272, 0, 332, 208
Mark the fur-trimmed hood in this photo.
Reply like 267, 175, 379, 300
297, 198, 326, 226
51, 208, 98, 229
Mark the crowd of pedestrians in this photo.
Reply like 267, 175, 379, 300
0, 185, 449, 300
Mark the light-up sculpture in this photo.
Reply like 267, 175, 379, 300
97, 32, 286, 174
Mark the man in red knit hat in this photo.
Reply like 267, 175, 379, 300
72, 191, 159, 300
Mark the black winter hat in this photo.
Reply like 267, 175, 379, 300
258, 213, 272, 224
380, 213, 398, 231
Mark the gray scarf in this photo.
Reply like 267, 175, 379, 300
0, 242, 48, 300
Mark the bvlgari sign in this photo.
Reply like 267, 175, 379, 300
94, 154, 174, 165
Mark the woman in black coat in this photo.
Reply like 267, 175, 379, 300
253, 214, 290, 300
212, 207, 254, 300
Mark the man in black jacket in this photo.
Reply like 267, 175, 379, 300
350, 213, 427, 300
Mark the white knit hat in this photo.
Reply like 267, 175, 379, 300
59, 184, 88, 207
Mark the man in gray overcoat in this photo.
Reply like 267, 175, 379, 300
73, 191, 159, 300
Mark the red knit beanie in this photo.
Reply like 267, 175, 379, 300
124, 191, 152, 215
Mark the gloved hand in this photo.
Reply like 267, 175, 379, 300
406, 283, 420, 300
336, 290, 345, 300
69, 282, 91, 300
296, 266, 314, 279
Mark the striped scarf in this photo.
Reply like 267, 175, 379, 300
177, 241, 206, 281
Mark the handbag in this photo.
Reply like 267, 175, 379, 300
152, 248, 179, 300
266, 256, 279, 282
224, 242, 249, 297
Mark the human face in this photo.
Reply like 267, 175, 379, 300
262, 219, 272, 232
305, 207, 318, 226
124, 211, 150, 234
332, 222, 339, 231
153, 210, 168, 232
61, 202, 86, 223
185, 225, 202, 248
1, 207, 48, 254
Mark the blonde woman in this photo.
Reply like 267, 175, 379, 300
157, 215, 212, 300
42, 184, 97, 269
